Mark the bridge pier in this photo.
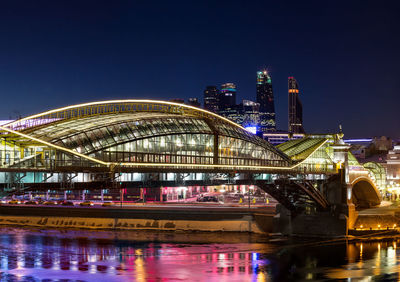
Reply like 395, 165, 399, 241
273, 169, 358, 237
274, 205, 349, 237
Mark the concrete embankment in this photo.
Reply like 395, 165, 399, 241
0, 205, 274, 234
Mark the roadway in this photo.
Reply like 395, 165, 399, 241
0, 201, 276, 217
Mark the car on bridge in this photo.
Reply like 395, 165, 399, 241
43, 201, 56, 205
196, 195, 219, 203
8, 200, 22, 204
80, 201, 94, 206
25, 200, 37, 205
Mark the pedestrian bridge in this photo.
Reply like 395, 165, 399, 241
0, 99, 382, 210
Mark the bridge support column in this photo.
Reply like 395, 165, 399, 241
271, 167, 357, 237
326, 167, 358, 233
273, 204, 292, 235
330, 133, 358, 232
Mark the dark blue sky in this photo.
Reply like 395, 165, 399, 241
0, 1, 399, 138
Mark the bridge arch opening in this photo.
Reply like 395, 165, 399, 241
351, 179, 381, 208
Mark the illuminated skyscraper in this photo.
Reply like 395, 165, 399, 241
288, 76, 305, 133
256, 70, 276, 132
219, 83, 236, 111
242, 100, 260, 134
203, 86, 219, 113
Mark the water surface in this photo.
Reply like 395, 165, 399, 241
0, 227, 398, 281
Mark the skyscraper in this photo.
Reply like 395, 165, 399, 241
242, 100, 260, 134
219, 83, 236, 111
203, 86, 219, 113
288, 76, 305, 133
256, 70, 276, 132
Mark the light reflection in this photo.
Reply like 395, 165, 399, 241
0, 231, 274, 281
9, 230, 400, 281
13, 240, 265, 280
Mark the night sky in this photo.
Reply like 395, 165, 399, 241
0, 1, 399, 138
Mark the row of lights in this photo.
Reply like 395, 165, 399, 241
354, 223, 397, 230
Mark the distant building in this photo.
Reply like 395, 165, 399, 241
242, 100, 260, 132
187, 98, 201, 107
373, 136, 392, 152
350, 144, 372, 159
216, 99, 261, 133
256, 70, 276, 132
170, 98, 184, 104
288, 77, 305, 133
219, 83, 236, 111
218, 105, 242, 126
203, 86, 219, 113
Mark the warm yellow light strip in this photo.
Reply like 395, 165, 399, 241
0, 125, 108, 166
3, 99, 245, 131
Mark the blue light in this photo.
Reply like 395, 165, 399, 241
344, 139, 372, 143
245, 126, 257, 134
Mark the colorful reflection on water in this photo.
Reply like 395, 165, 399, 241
0, 228, 274, 281
0, 228, 399, 281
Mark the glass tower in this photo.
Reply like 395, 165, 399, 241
219, 83, 236, 111
288, 76, 305, 133
256, 70, 276, 132
203, 86, 219, 113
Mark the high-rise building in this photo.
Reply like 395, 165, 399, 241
187, 98, 201, 107
203, 86, 219, 113
256, 70, 276, 132
242, 100, 260, 132
219, 105, 243, 126
219, 83, 236, 111
288, 76, 305, 133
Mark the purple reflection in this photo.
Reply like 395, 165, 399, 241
0, 228, 272, 281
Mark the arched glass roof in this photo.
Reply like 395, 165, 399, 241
0, 100, 292, 171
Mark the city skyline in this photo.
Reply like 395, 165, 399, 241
0, 1, 399, 138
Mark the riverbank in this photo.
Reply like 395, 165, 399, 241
0, 205, 274, 234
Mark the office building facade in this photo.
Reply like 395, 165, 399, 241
203, 86, 219, 113
219, 83, 236, 111
256, 70, 276, 132
288, 76, 305, 133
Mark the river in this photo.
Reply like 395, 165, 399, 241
0, 227, 397, 281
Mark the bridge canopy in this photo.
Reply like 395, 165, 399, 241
0, 100, 292, 172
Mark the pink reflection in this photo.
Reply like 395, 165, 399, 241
0, 231, 271, 281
